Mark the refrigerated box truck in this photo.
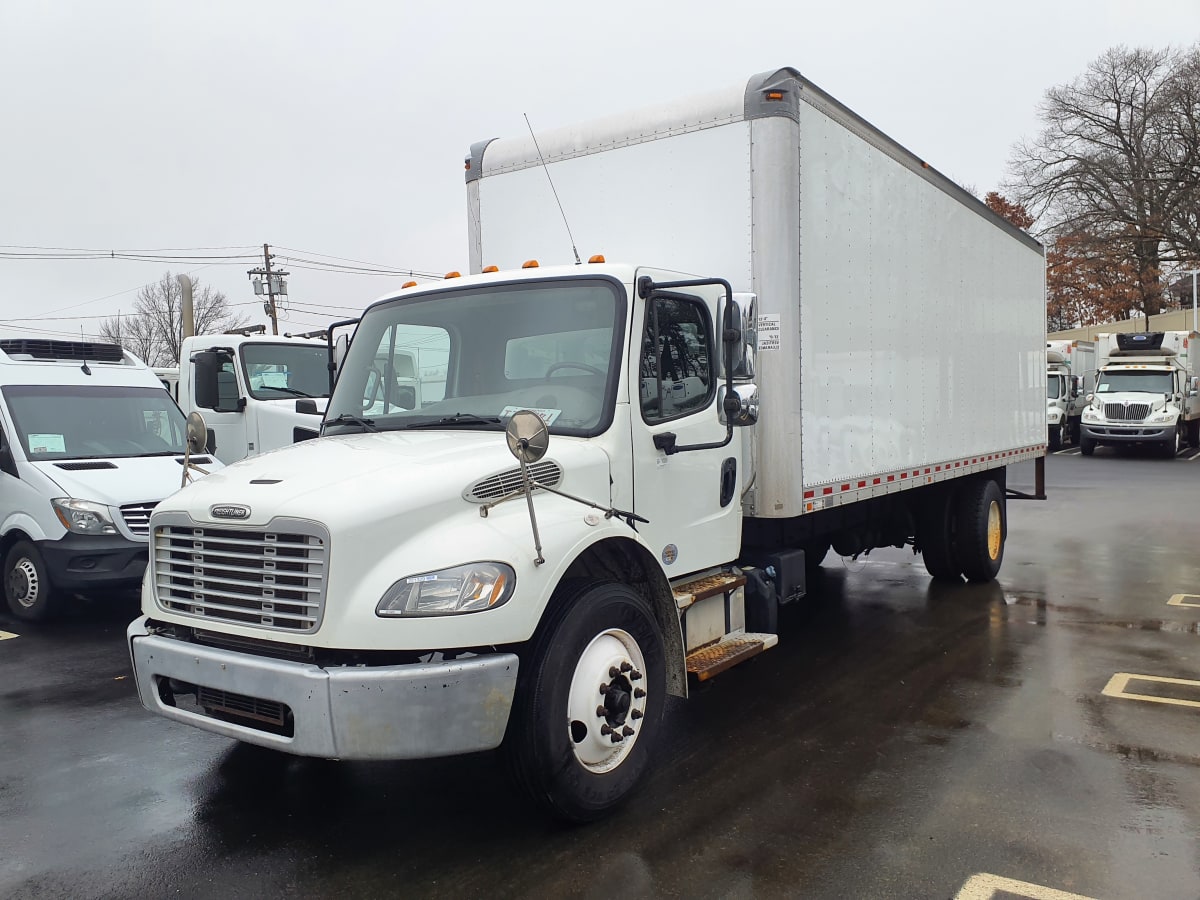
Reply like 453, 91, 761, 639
128, 68, 1046, 822
1080, 330, 1200, 457
1046, 339, 1095, 449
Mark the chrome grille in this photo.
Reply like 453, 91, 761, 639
120, 502, 157, 537
465, 460, 562, 502
152, 518, 328, 633
1104, 402, 1151, 422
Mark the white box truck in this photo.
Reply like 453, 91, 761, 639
127, 68, 1045, 821
178, 329, 333, 465
0, 339, 221, 620
1046, 339, 1095, 449
1080, 330, 1200, 457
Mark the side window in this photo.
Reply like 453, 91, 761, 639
640, 297, 714, 423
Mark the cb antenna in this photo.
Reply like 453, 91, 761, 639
524, 113, 581, 265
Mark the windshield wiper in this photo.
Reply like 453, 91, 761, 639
324, 413, 378, 432
263, 386, 319, 398
404, 413, 503, 429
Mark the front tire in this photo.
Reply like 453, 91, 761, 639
1048, 425, 1062, 451
1161, 424, 1182, 459
954, 479, 1006, 583
1080, 435, 1096, 456
506, 581, 665, 823
5, 540, 60, 621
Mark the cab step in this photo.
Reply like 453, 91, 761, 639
685, 632, 778, 682
673, 572, 747, 610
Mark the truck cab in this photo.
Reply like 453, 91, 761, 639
1080, 331, 1200, 457
1045, 339, 1094, 449
179, 330, 331, 465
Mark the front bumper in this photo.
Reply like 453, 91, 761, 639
127, 617, 519, 759
1081, 423, 1174, 443
38, 533, 147, 591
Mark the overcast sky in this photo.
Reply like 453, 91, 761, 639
2, 0, 1198, 342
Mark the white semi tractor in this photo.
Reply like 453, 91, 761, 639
1045, 339, 1095, 449
127, 68, 1046, 821
1080, 330, 1200, 457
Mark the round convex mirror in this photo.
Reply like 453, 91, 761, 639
186, 411, 208, 455
505, 410, 549, 464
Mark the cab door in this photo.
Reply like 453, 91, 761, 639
629, 278, 742, 576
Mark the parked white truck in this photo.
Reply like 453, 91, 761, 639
1045, 339, 1095, 449
1080, 330, 1200, 457
0, 339, 221, 620
127, 68, 1045, 821
177, 329, 332, 465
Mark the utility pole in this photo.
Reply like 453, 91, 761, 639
247, 243, 289, 335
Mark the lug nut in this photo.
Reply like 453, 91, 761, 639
597, 706, 607, 718
631, 709, 643, 720
598, 683, 609, 694
600, 724, 612, 736
630, 670, 643, 681
622, 725, 634, 737
609, 666, 620, 678
610, 732, 623, 743
620, 661, 632, 673
634, 688, 646, 699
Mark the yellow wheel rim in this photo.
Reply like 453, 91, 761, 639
986, 501, 1002, 560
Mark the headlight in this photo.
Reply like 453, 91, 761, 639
52, 498, 118, 535
1082, 408, 1100, 421
1149, 412, 1174, 423
376, 562, 516, 617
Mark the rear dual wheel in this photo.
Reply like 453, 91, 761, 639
918, 478, 1006, 584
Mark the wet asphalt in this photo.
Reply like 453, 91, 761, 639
3, 448, 1200, 900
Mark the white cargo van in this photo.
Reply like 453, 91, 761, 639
0, 339, 221, 620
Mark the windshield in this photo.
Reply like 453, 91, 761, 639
2, 384, 187, 460
1046, 375, 1065, 400
325, 278, 624, 436
241, 343, 331, 399
1095, 370, 1174, 394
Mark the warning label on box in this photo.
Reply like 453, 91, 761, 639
757, 314, 781, 351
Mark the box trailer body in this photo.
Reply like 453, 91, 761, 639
0, 339, 222, 620
1081, 330, 1200, 456
178, 332, 332, 465
128, 68, 1045, 822
1045, 339, 1095, 448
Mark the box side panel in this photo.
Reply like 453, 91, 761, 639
794, 100, 1045, 492
474, 122, 753, 284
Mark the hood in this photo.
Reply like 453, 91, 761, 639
157, 430, 614, 531
31, 455, 223, 507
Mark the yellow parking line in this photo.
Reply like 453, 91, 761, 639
955, 873, 1097, 900
0, 630, 18, 641
1167, 594, 1200, 608
1102, 672, 1200, 708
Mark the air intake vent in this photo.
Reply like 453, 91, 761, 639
173, 456, 212, 466
0, 340, 124, 362
55, 461, 118, 471
465, 460, 563, 502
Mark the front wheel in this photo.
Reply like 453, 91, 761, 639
1161, 424, 1183, 459
506, 581, 666, 823
954, 479, 1006, 583
1048, 425, 1062, 452
5, 540, 60, 621
1080, 435, 1096, 456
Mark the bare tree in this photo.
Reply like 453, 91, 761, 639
1007, 44, 1200, 317
100, 272, 249, 366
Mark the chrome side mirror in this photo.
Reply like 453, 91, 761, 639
718, 383, 759, 427
718, 293, 757, 380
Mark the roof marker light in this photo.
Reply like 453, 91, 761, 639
588, 254, 605, 264
401, 281, 417, 289
482, 265, 499, 273
522, 260, 539, 269
444, 271, 461, 279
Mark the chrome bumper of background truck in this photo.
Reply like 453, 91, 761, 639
1081, 423, 1174, 442
127, 617, 518, 759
